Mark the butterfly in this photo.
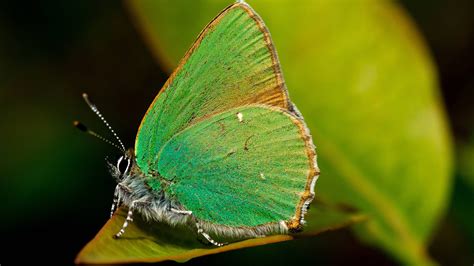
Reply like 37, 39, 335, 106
78, 1, 319, 246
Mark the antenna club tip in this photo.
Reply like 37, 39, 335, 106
82, 92, 88, 98
74, 120, 88, 132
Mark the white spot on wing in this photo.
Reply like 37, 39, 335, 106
260, 173, 266, 180
237, 112, 243, 123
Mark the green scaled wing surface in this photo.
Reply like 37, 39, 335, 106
134, 3, 318, 229
157, 105, 316, 227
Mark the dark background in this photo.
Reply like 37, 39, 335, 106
0, 1, 472, 265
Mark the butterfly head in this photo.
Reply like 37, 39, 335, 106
75, 93, 138, 182
109, 149, 135, 181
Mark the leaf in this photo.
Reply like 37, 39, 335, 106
126, 0, 453, 265
75, 202, 366, 264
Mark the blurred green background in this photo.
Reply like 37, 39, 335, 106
0, 0, 472, 265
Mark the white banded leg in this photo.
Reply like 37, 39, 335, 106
196, 222, 226, 247
114, 200, 151, 238
110, 184, 121, 218
114, 202, 136, 238
170, 208, 192, 215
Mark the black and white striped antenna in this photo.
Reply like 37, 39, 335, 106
74, 93, 126, 153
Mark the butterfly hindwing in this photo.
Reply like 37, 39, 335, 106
156, 105, 315, 228
135, 3, 290, 174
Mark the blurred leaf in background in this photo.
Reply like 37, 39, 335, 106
126, 0, 453, 265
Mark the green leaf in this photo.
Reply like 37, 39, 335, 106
126, 0, 453, 265
75, 202, 366, 264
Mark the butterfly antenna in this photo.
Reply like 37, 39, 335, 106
74, 121, 125, 152
81, 93, 126, 152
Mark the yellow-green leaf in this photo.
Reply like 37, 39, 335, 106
125, 0, 453, 265
76, 202, 366, 264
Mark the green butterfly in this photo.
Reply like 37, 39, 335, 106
82, 2, 319, 246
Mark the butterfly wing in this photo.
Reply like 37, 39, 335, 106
135, 3, 292, 174
156, 105, 318, 229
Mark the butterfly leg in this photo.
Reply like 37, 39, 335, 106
170, 208, 192, 215
110, 184, 121, 218
196, 222, 226, 247
114, 206, 133, 238
114, 200, 149, 238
